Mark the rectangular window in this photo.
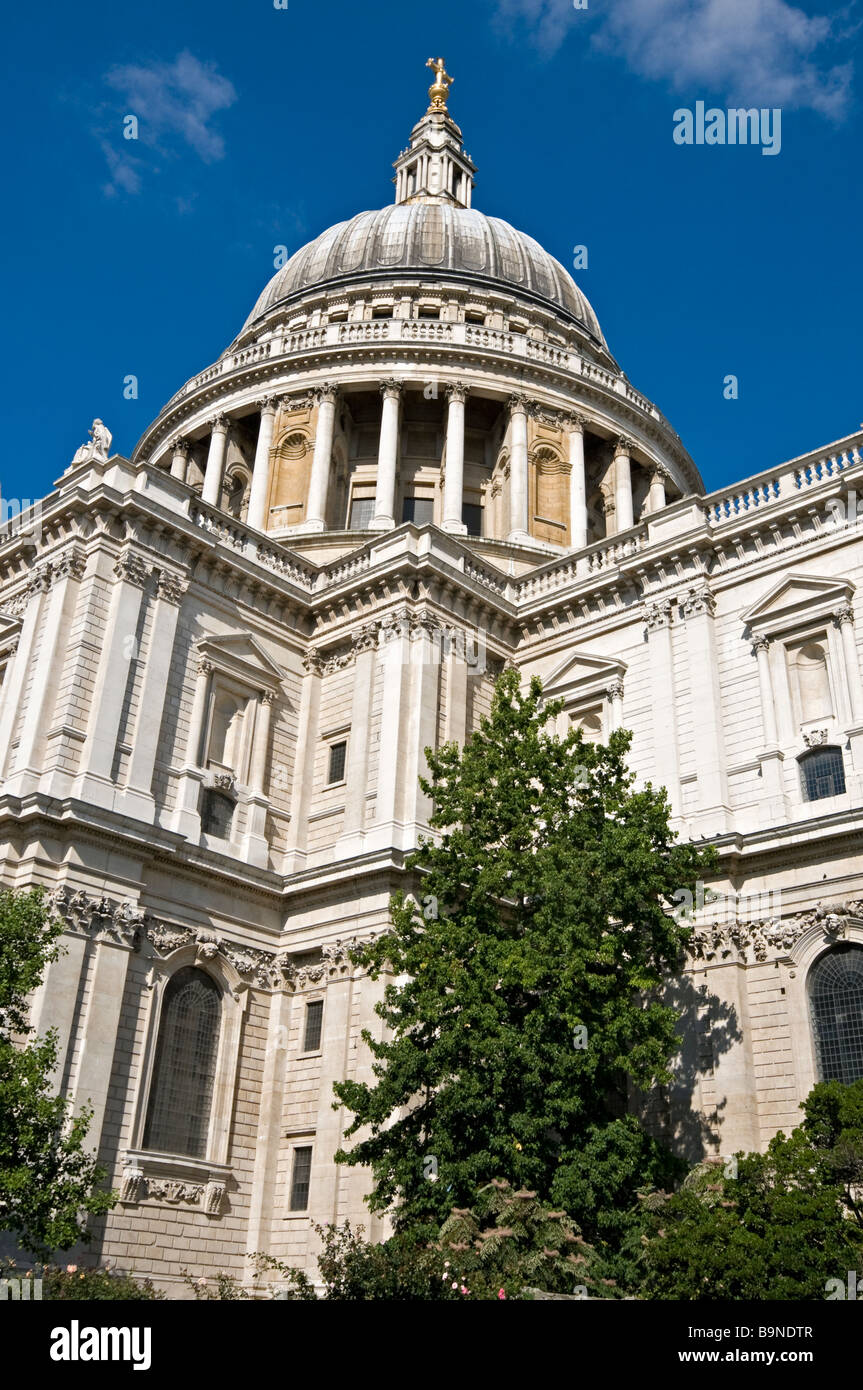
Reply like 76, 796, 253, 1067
327, 740, 347, 785
402, 495, 435, 526
349, 496, 376, 529
303, 999, 324, 1052
290, 1146, 313, 1211
462, 503, 483, 536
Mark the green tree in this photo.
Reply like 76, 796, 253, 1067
641, 1121, 863, 1300
334, 669, 713, 1240
0, 888, 115, 1256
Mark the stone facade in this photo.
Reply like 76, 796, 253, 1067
2, 75, 863, 1292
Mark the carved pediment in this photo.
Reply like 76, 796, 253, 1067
741, 573, 853, 634
541, 648, 626, 701
196, 631, 286, 689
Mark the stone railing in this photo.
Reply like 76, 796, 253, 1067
155, 317, 677, 443
704, 435, 863, 526
187, 500, 317, 589
515, 525, 648, 602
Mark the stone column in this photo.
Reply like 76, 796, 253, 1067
649, 465, 668, 513
172, 657, 213, 840
834, 603, 863, 722
0, 568, 52, 780
614, 437, 634, 532
833, 603, 863, 785
371, 380, 403, 530
243, 689, 275, 868
304, 385, 339, 531
366, 613, 413, 851
402, 617, 442, 835
246, 398, 277, 532
442, 383, 469, 533
507, 395, 530, 543
122, 570, 188, 822
201, 415, 230, 507
285, 654, 323, 872
244, 984, 295, 1282
71, 550, 149, 811
752, 634, 787, 824
68, 931, 133, 1156
753, 635, 779, 747
567, 414, 587, 550
29, 928, 88, 1090
682, 587, 732, 834
338, 628, 379, 857
169, 436, 191, 482
607, 678, 625, 732
645, 600, 682, 821
308, 969, 353, 1240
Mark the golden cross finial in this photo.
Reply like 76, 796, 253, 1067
426, 57, 454, 112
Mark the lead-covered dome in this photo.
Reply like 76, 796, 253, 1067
244, 204, 605, 345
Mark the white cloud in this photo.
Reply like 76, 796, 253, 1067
100, 51, 237, 193
493, 0, 855, 118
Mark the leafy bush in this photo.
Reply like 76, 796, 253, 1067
2, 1260, 163, 1300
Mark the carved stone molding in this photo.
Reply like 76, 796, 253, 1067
687, 899, 863, 965
380, 378, 404, 400
802, 727, 831, 748
114, 550, 150, 589
751, 634, 770, 654
606, 678, 625, 701
445, 381, 470, 405
614, 436, 635, 458
681, 587, 716, 619
644, 598, 673, 631
313, 382, 340, 406
120, 1156, 228, 1217
155, 570, 188, 605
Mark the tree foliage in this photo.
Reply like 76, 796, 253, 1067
334, 669, 714, 1239
642, 1084, 863, 1300
0, 888, 115, 1256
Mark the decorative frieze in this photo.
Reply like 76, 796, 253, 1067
688, 899, 863, 964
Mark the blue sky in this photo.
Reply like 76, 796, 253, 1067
2, 0, 861, 503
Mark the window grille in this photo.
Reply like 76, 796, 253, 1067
809, 947, 863, 1084
290, 1147, 313, 1211
402, 496, 435, 525
349, 497, 376, 529
799, 747, 846, 802
328, 741, 347, 784
143, 967, 221, 1158
303, 999, 324, 1052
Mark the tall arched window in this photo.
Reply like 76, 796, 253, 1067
809, 946, 863, 1084
143, 967, 222, 1158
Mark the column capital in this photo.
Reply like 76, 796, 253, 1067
752, 633, 770, 654
51, 547, 88, 585
259, 688, 276, 706
155, 570, 189, 605
644, 598, 673, 631
833, 602, 855, 628
606, 678, 625, 701
259, 395, 279, 416
169, 435, 191, 458
211, 414, 230, 435
508, 393, 530, 414
379, 378, 404, 401
564, 411, 586, 433
197, 656, 216, 677
614, 435, 635, 458
445, 381, 470, 404
313, 382, 340, 406
681, 586, 716, 619
649, 462, 671, 484
113, 549, 150, 588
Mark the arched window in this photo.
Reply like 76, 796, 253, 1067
799, 746, 846, 802
143, 967, 222, 1158
809, 946, 863, 1084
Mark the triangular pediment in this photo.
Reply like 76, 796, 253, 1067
197, 631, 286, 687
542, 648, 625, 698
741, 573, 853, 632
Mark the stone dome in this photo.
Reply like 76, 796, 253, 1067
243, 204, 605, 346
